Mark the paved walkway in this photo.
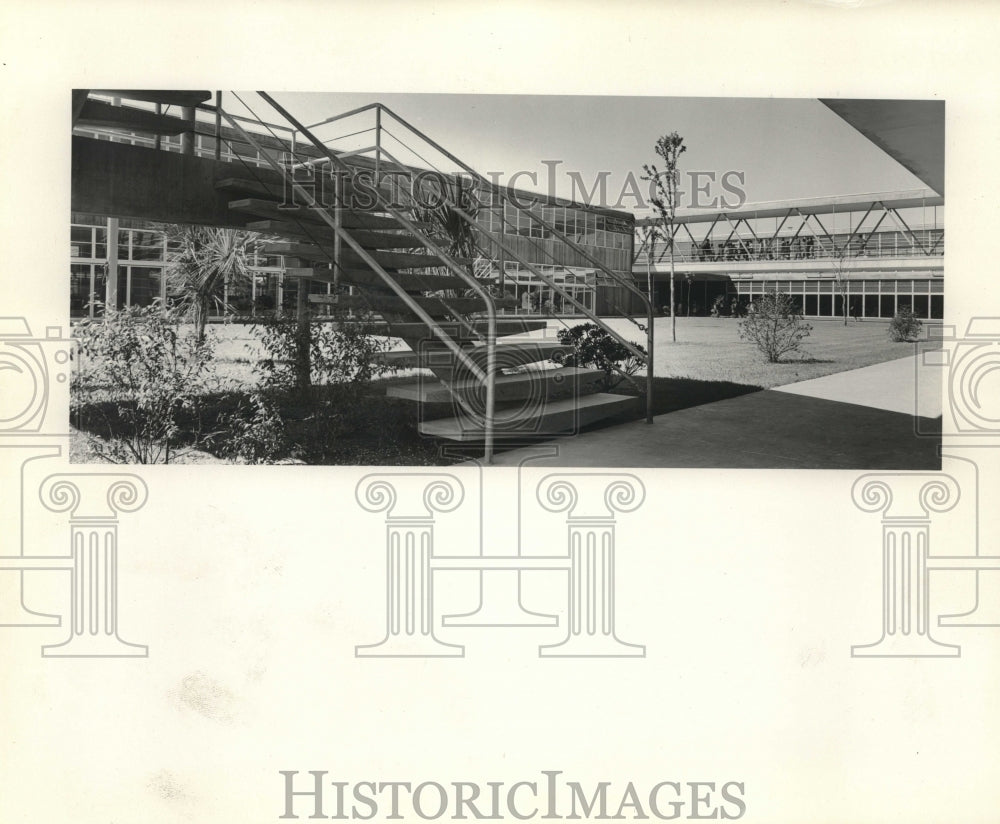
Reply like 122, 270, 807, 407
489, 355, 941, 469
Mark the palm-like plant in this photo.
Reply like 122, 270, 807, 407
164, 225, 256, 343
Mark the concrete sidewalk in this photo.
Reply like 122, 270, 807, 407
488, 355, 941, 469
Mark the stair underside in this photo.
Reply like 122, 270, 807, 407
246, 220, 422, 249
309, 293, 516, 317
287, 266, 490, 293
418, 393, 638, 441
229, 198, 419, 231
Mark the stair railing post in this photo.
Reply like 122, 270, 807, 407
374, 105, 382, 189
646, 301, 654, 424
484, 311, 496, 465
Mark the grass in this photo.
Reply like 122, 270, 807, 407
71, 315, 930, 465
540, 315, 927, 388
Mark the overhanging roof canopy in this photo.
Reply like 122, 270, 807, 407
819, 99, 944, 197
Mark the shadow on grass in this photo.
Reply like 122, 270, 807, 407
72, 384, 445, 466
71, 375, 763, 466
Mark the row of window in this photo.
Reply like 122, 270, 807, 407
475, 204, 632, 250
733, 278, 944, 294
731, 279, 943, 319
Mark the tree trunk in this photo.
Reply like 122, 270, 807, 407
193, 296, 209, 344
646, 258, 653, 323
669, 245, 677, 342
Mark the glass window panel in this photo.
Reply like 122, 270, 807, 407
804, 294, 818, 315
911, 294, 930, 318
929, 279, 944, 294
864, 295, 879, 318
879, 295, 895, 318
931, 295, 944, 319
819, 294, 833, 315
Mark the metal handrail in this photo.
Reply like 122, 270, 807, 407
251, 92, 499, 463
371, 104, 654, 422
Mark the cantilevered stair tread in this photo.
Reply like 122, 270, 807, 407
418, 393, 638, 441
245, 219, 423, 250
228, 198, 424, 231
387, 319, 549, 340
263, 243, 463, 271
386, 367, 604, 403
374, 340, 571, 370
286, 266, 486, 293
308, 293, 516, 317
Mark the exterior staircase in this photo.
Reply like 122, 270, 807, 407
73, 91, 653, 462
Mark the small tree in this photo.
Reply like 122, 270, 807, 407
643, 132, 686, 342
832, 243, 852, 326
739, 290, 813, 363
165, 225, 257, 343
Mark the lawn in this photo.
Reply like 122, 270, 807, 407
541, 315, 926, 389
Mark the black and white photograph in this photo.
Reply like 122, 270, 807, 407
2, 4, 999, 824
69, 92, 944, 468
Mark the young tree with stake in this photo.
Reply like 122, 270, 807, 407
643, 132, 686, 342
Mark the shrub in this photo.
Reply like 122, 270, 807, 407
252, 312, 393, 394
219, 391, 286, 464
889, 305, 923, 342
72, 302, 215, 463
556, 323, 646, 391
738, 290, 812, 363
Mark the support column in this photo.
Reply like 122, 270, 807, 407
38, 474, 149, 657
355, 474, 464, 657
851, 474, 961, 658
105, 217, 119, 312
537, 474, 646, 657
180, 105, 196, 156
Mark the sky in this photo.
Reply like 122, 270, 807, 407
222, 92, 930, 220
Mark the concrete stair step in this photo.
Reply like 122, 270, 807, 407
376, 340, 569, 370
284, 266, 491, 293
418, 393, 638, 441
309, 293, 517, 318
228, 198, 425, 231
388, 319, 549, 341
245, 220, 423, 250
387, 367, 604, 403
215, 175, 394, 204
262, 242, 464, 271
